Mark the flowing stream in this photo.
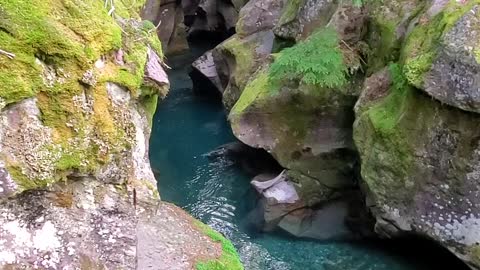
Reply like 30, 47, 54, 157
149, 47, 465, 270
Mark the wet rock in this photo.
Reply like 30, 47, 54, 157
252, 172, 371, 241
142, 0, 190, 54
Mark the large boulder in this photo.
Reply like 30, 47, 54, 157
354, 64, 480, 269
403, 1, 480, 113
213, 31, 277, 109
229, 68, 360, 189
236, 0, 286, 37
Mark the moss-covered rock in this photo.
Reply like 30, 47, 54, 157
402, 1, 480, 113
230, 67, 359, 190
213, 32, 276, 109
194, 221, 244, 270
364, 0, 424, 73
354, 64, 480, 268
0, 0, 169, 196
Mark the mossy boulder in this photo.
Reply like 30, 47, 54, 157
364, 0, 425, 73
0, 0, 244, 269
0, 0, 168, 197
402, 1, 480, 113
213, 31, 277, 109
354, 65, 480, 269
229, 68, 360, 190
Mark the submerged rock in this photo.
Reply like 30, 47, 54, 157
251, 171, 371, 241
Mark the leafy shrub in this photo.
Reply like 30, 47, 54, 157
269, 28, 347, 88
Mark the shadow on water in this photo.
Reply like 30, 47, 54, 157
149, 38, 470, 270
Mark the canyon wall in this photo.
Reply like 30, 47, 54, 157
0, 0, 242, 269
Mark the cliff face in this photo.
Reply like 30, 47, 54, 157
0, 0, 242, 269
192, 0, 480, 268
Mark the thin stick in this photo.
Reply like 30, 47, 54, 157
340, 39, 367, 66
0, 49, 15, 59
107, 0, 115, 16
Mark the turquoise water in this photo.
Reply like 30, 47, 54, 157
149, 49, 463, 270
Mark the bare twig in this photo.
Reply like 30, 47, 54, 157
104, 0, 115, 16
148, 20, 162, 34
0, 49, 15, 59
340, 39, 367, 66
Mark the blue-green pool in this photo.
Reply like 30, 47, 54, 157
149, 49, 463, 270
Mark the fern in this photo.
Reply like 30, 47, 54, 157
269, 27, 347, 88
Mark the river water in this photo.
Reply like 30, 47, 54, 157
149, 49, 465, 270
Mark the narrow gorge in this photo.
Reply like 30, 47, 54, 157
0, 0, 479, 269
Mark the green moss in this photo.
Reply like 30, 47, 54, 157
368, 64, 410, 135
194, 221, 243, 270
365, 1, 426, 74
141, 94, 159, 127
6, 165, 55, 191
221, 37, 256, 86
278, 0, 305, 25
354, 63, 424, 199
471, 246, 480, 266
55, 149, 90, 171
0, 0, 163, 193
230, 71, 277, 115
102, 19, 164, 96
366, 19, 398, 73
141, 179, 160, 199
0, 0, 124, 104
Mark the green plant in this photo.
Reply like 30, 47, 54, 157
194, 221, 243, 270
269, 27, 347, 88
